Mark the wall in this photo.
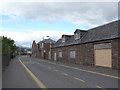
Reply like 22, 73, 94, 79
2, 54, 11, 71
111, 39, 119, 69
52, 42, 94, 65
52, 38, 120, 69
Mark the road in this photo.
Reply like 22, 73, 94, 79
3, 55, 119, 89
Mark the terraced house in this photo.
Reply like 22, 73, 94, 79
51, 20, 120, 69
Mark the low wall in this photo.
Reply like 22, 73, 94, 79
2, 54, 11, 71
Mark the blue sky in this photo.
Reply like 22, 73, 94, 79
0, 2, 118, 47
2, 15, 90, 32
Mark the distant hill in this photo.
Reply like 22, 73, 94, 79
18, 46, 31, 50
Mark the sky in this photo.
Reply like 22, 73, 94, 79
0, 1, 118, 48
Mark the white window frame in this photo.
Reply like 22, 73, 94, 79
58, 51, 62, 58
74, 33, 80, 40
70, 51, 76, 58
41, 43, 44, 48
62, 37, 65, 43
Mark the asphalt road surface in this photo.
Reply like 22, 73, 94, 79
3, 55, 120, 89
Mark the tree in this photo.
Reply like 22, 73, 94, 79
2, 36, 18, 54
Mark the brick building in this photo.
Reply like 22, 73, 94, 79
51, 20, 120, 69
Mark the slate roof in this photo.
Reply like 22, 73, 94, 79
53, 20, 119, 48
38, 39, 56, 44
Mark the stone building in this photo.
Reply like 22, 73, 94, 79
37, 39, 56, 60
32, 39, 56, 59
31, 40, 38, 57
51, 20, 120, 69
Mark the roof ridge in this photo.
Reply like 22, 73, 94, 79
88, 20, 118, 31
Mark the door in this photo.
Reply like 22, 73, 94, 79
54, 53, 57, 61
95, 49, 112, 68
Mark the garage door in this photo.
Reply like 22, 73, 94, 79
95, 49, 112, 68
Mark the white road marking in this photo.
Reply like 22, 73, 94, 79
53, 69, 58, 72
61, 73, 68, 76
73, 77, 85, 82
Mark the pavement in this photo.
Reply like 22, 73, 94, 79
2, 55, 120, 89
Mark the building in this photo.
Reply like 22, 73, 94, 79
32, 39, 56, 59
32, 40, 38, 57
51, 20, 120, 69
37, 39, 56, 59
17, 47, 27, 55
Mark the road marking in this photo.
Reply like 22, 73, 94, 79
58, 64, 120, 79
48, 67, 52, 69
19, 59, 47, 89
53, 69, 58, 72
96, 85, 107, 90
43, 65, 46, 67
61, 73, 68, 76
36, 59, 120, 79
45, 61, 55, 65
73, 77, 85, 82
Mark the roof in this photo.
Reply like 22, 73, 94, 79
74, 29, 87, 33
38, 39, 56, 44
53, 20, 119, 48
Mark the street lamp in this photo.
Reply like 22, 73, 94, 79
46, 36, 51, 60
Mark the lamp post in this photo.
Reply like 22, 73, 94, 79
46, 36, 51, 60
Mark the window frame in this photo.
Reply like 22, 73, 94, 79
74, 33, 80, 40
70, 50, 76, 59
58, 51, 62, 58
62, 37, 65, 43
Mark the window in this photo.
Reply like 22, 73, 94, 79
70, 51, 76, 58
41, 43, 44, 48
58, 51, 62, 58
37, 44, 40, 48
74, 33, 80, 40
62, 37, 65, 43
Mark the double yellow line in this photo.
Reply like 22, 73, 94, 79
19, 58, 47, 89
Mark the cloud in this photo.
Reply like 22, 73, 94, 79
0, 29, 72, 47
0, 2, 118, 28
0, 2, 118, 47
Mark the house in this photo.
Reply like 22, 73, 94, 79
51, 20, 120, 69
32, 39, 56, 59
31, 40, 38, 57
37, 39, 56, 59
17, 47, 27, 55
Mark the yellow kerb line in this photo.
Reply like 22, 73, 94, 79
19, 59, 47, 89
36, 58, 120, 79
58, 64, 120, 79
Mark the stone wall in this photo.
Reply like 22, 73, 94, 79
52, 38, 120, 69
111, 39, 119, 69
52, 42, 94, 65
